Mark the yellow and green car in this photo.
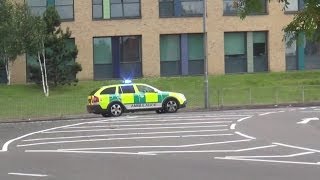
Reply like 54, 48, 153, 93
87, 82, 187, 117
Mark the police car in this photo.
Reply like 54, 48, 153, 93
87, 80, 187, 117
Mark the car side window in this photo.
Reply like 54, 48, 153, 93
100, 87, 116, 95
120, 85, 135, 94
136, 85, 155, 93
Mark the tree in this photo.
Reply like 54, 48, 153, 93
0, 0, 28, 85
233, 0, 320, 43
27, 7, 82, 96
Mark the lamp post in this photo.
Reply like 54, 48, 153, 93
203, 0, 209, 109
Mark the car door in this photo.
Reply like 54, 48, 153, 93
119, 84, 139, 110
135, 84, 162, 109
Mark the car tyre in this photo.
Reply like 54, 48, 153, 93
101, 113, 110, 117
108, 102, 123, 117
164, 99, 178, 113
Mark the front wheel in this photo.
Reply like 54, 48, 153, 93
164, 99, 178, 113
108, 102, 123, 117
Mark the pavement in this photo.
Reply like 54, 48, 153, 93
0, 107, 319, 180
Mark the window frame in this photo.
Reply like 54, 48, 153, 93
159, 0, 204, 18
284, 0, 304, 14
223, 0, 268, 16
92, 0, 141, 20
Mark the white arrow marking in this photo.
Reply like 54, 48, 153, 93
8, 172, 48, 177
297, 117, 319, 124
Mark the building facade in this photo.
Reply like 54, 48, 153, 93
2, 0, 320, 84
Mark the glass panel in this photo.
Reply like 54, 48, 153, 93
30, 7, 47, 16
26, 0, 47, 6
56, 6, 74, 19
253, 32, 268, 72
124, 0, 140, 2
181, 1, 203, 16
111, 0, 122, 3
93, 38, 112, 64
285, 0, 298, 11
223, 0, 237, 14
188, 60, 204, 75
304, 38, 320, 70
160, 35, 180, 61
93, 5, 103, 19
103, 0, 111, 19
159, 1, 174, 17
121, 36, 141, 63
136, 85, 156, 93
123, 3, 140, 17
224, 32, 246, 55
285, 34, 298, 70
120, 85, 135, 93
94, 64, 113, 79
160, 61, 180, 76
55, 0, 73, 5
188, 34, 204, 60
101, 87, 116, 94
111, 4, 123, 17
120, 62, 142, 78
93, 0, 103, 5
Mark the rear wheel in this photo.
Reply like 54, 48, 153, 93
164, 99, 178, 113
108, 102, 123, 117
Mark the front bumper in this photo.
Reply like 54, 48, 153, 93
180, 101, 187, 108
87, 105, 105, 114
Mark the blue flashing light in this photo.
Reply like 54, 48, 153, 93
123, 79, 133, 84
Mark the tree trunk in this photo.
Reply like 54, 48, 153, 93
4, 56, 10, 85
37, 52, 47, 96
42, 44, 49, 97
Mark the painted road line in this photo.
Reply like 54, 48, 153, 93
237, 116, 252, 122
63, 121, 233, 129
89, 118, 236, 124
42, 125, 229, 134
59, 139, 252, 151
273, 142, 320, 153
8, 172, 48, 177
215, 157, 320, 166
259, 112, 277, 116
25, 150, 156, 156
17, 134, 235, 147
1, 118, 108, 152
297, 117, 319, 124
235, 131, 256, 139
230, 124, 236, 130
139, 145, 277, 155
23, 129, 230, 142
224, 151, 315, 159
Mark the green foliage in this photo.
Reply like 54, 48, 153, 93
237, 0, 320, 43
28, 7, 82, 87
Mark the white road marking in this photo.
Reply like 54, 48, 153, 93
63, 121, 232, 129
273, 142, 320, 153
58, 139, 252, 151
90, 118, 236, 124
1, 118, 107, 151
42, 125, 229, 134
297, 117, 319, 124
17, 134, 235, 147
235, 131, 256, 140
224, 151, 315, 159
259, 112, 277, 116
138, 145, 277, 154
230, 123, 236, 130
237, 116, 252, 122
8, 172, 48, 177
215, 157, 320, 166
23, 129, 230, 142
25, 150, 156, 156
299, 108, 307, 110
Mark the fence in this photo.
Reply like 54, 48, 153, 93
0, 85, 320, 120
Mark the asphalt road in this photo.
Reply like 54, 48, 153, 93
0, 107, 319, 180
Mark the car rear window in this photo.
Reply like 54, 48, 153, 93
101, 87, 116, 95
89, 88, 100, 95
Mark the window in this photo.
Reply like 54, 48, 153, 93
93, 0, 141, 20
160, 34, 204, 76
159, 0, 203, 17
120, 85, 135, 93
224, 31, 268, 73
160, 35, 181, 76
26, 0, 74, 20
284, 0, 304, 12
93, 36, 142, 80
101, 87, 116, 94
223, 0, 267, 15
136, 85, 157, 93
